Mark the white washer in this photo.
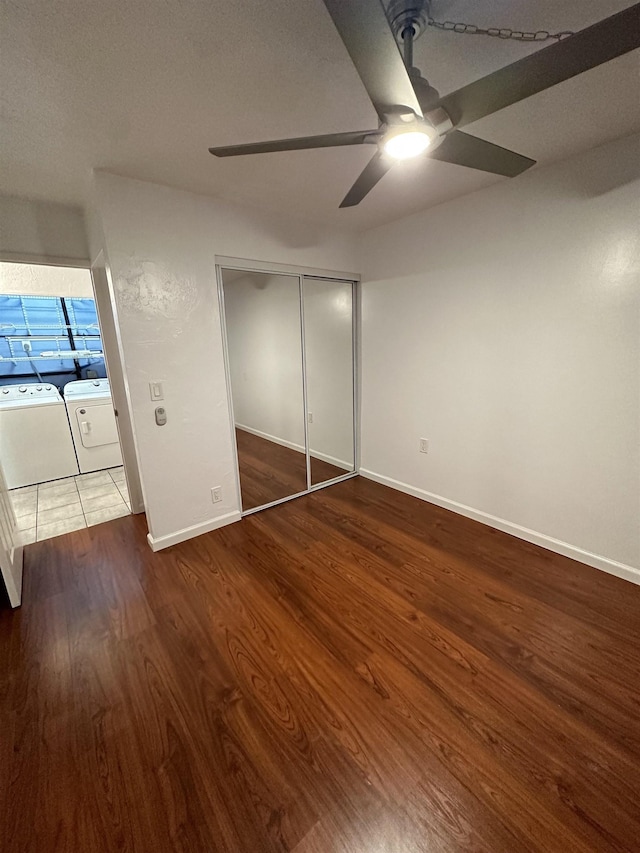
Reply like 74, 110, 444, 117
0, 383, 80, 489
64, 379, 123, 474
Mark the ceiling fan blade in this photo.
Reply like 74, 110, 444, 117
430, 131, 535, 177
439, 3, 640, 128
209, 129, 379, 157
340, 151, 393, 208
323, 0, 422, 120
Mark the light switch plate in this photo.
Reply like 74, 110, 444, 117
149, 381, 164, 401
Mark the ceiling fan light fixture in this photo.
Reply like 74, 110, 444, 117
382, 125, 437, 160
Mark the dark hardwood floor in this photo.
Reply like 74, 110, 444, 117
2, 476, 640, 852
236, 428, 348, 510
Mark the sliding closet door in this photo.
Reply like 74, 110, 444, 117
221, 270, 307, 511
302, 277, 355, 486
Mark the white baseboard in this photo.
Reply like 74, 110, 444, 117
359, 469, 640, 587
147, 510, 241, 552
236, 424, 352, 470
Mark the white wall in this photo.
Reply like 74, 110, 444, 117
91, 172, 358, 549
360, 133, 640, 577
0, 196, 89, 265
0, 261, 93, 297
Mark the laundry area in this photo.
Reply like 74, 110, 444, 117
0, 262, 130, 543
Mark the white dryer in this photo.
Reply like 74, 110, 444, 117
64, 379, 123, 474
0, 383, 80, 489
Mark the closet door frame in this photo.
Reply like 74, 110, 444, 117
215, 256, 360, 517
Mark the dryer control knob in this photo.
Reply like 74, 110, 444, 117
18, 385, 27, 392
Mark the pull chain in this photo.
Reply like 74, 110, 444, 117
427, 17, 574, 43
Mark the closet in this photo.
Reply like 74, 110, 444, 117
219, 265, 357, 513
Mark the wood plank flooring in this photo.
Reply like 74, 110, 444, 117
236, 428, 348, 510
1, 476, 640, 852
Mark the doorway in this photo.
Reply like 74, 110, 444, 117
218, 263, 358, 515
0, 261, 131, 543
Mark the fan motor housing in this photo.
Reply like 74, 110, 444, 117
386, 0, 432, 44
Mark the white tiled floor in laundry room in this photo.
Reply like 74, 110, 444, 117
9, 466, 131, 543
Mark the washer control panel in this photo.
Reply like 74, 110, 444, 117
0, 383, 58, 401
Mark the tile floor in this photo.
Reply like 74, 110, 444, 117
9, 467, 130, 544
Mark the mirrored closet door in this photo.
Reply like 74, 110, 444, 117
221, 269, 307, 511
302, 277, 355, 486
220, 266, 356, 514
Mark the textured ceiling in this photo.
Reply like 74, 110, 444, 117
1, 0, 639, 230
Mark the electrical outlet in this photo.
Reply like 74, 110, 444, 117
211, 486, 222, 503
308, 412, 313, 424
419, 438, 429, 454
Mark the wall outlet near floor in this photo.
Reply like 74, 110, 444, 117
211, 486, 222, 503
419, 438, 429, 454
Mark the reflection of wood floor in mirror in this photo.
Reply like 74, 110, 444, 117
236, 428, 348, 510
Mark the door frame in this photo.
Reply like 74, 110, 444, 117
215, 256, 360, 517
0, 254, 144, 513
90, 253, 145, 514
0, 459, 23, 608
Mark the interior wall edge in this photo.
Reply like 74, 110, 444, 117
359, 468, 640, 587
85, 184, 147, 518
91, 257, 146, 517
0, 251, 89, 269
147, 510, 242, 551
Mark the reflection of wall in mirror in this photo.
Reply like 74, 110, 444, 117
303, 280, 354, 470
223, 273, 306, 451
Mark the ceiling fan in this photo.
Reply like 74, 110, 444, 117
209, 0, 640, 208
